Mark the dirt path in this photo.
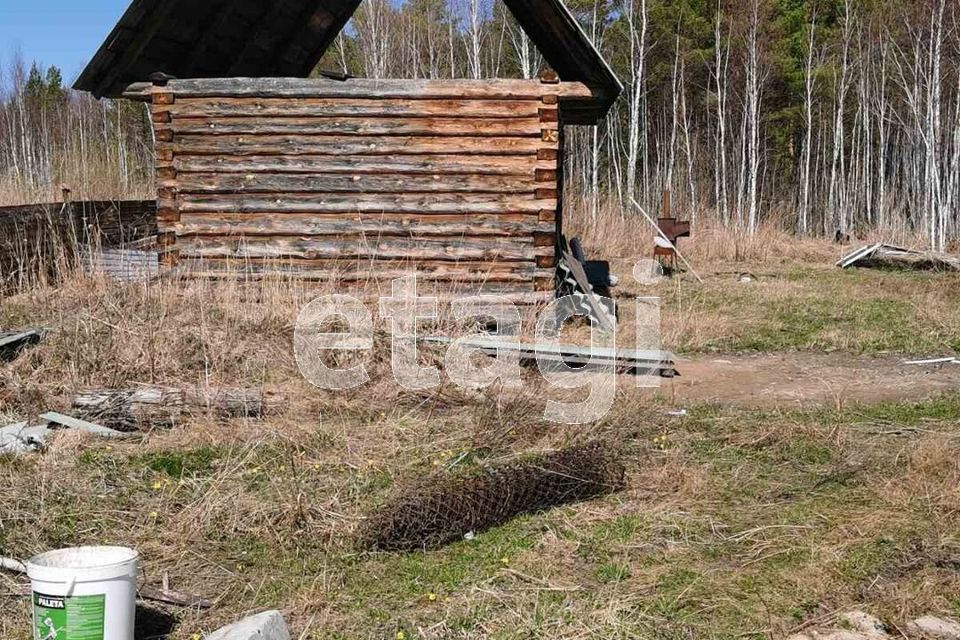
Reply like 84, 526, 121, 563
664, 352, 960, 409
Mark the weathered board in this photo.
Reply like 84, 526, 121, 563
152, 77, 564, 302
0, 200, 157, 293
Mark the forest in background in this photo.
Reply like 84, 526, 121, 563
1, 0, 959, 249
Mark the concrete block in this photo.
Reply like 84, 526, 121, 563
206, 610, 290, 640
907, 616, 960, 640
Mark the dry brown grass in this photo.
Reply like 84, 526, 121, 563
2, 244, 960, 639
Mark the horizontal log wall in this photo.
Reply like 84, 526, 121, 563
0, 200, 157, 293
151, 78, 565, 302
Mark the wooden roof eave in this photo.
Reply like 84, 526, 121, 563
80, 0, 623, 124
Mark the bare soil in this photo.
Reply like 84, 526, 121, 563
668, 352, 960, 408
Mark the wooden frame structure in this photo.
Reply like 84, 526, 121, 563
75, 0, 622, 303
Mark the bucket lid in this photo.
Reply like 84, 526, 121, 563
27, 546, 139, 583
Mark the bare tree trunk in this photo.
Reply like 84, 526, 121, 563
744, 0, 763, 234
624, 0, 647, 208
713, 2, 730, 226
800, 7, 817, 235
828, 0, 852, 235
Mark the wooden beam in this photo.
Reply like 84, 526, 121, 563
175, 236, 553, 261
169, 115, 542, 137
164, 97, 541, 119
173, 172, 536, 195
173, 213, 554, 237
176, 193, 556, 215
172, 134, 546, 157
93, 1, 179, 98
173, 154, 548, 176
120, 78, 595, 101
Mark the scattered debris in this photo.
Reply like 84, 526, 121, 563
907, 616, 960, 640
557, 236, 617, 331
0, 329, 44, 361
0, 423, 49, 455
0, 557, 26, 575
206, 610, 291, 640
421, 336, 677, 377
737, 272, 757, 283
840, 611, 889, 638
665, 409, 688, 417
903, 357, 960, 366
789, 610, 890, 639
2, 412, 139, 457
568, 237, 619, 289
838, 243, 960, 271
40, 412, 137, 439
362, 441, 625, 551
72, 386, 264, 430
80, 241, 160, 283
138, 585, 212, 610
788, 611, 960, 640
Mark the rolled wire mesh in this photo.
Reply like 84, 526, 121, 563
362, 441, 626, 551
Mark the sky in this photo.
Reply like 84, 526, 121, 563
0, 0, 128, 84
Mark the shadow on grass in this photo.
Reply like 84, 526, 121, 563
136, 604, 178, 640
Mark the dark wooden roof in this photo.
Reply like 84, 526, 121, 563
73, 0, 622, 123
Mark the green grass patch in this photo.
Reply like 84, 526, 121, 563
836, 538, 899, 582
137, 446, 221, 478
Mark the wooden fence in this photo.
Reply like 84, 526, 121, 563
0, 200, 157, 293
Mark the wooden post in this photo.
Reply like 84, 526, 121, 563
151, 83, 179, 267
537, 82, 561, 271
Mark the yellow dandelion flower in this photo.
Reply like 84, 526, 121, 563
191, 634, 202, 640
149, 511, 158, 519
427, 593, 437, 602
500, 557, 510, 566
396, 632, 406, 640
151, 481, 163, 491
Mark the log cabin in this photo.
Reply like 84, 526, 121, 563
74, 0, 622, 305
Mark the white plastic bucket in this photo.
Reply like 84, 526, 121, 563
26, 546, 139, 640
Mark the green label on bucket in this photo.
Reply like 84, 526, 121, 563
33, 593, 105, 640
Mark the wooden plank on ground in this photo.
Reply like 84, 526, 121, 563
421, 336, 677, 377
39, 412, 138, 439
